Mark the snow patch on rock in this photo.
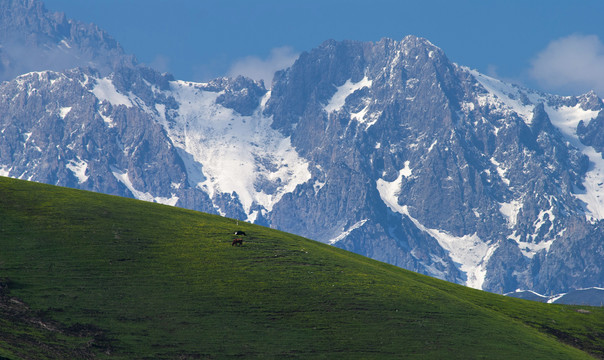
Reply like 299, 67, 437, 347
66, 157, 88, 184
112, 167, 179, 206
91, 77, 133, 107
0, 165, 11, 177
499, 199, 522, 228
329, 219, 368, 244
325, 76, 372, 113
469, 69, 535, 124
59, 106, 72, 119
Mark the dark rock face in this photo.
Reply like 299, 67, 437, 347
0, 67, 214, 215
2, 0, 604, 299
215, 76, 267, 116
578, 111, 604, 152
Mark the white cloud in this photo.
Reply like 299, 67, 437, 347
486, 64, 499, 78
0, 40, 94, 82
227, 46, 298, 88
149, 54, 170, 74
530, 34, 604, 96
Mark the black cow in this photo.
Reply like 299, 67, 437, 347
234, 231, 246, 236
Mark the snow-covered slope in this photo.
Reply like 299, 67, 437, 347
161, 81, 311, 221
471, 70, 604, 223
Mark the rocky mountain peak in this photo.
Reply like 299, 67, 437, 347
0, 0, 67, 51
398, 35, 443, 56
577, 90, 603, 111
267, 36, 460, 139
0, 0, 135, 82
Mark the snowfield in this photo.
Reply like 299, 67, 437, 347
162, 81, 311, 220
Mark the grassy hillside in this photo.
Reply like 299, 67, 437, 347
0, 176, 603, 359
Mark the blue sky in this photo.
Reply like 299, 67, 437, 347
44, 0, 604, 95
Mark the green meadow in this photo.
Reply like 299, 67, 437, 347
0, 176, 603, 359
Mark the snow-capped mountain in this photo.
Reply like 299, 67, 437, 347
262, 38, 604, 296
2, 0, 604, 299
507, 287, 604, 306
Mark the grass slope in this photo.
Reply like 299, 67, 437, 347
0, 176, 603, 359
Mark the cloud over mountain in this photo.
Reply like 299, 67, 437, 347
227, 46, 298, 88
530, 34, 604, 96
